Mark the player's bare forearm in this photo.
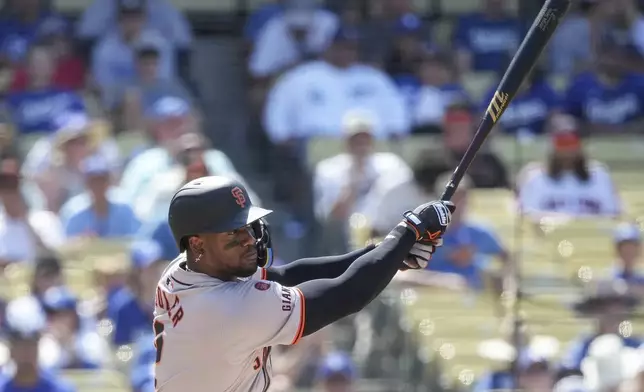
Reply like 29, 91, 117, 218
264, 245, 376, 286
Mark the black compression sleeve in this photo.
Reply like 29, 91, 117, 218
264, 245, 376, 286
297, 224, 416, 336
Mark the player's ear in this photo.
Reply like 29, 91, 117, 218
188, 236, 204, 255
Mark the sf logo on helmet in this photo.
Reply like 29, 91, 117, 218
231, 187, 246, 208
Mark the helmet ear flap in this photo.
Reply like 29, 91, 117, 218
253, 219, 273, 268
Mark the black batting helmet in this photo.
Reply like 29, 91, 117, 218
168, 176, 274, 266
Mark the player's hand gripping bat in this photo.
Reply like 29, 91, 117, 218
440, 0, 572, 201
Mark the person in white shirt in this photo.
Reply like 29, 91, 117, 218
517, 114, 622, 218
313, 110, 412, 252
249, 0, 339, 79
0, 153, 64, 266
264, 25, 410, 145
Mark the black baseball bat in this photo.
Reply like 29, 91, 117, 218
440, 0, 572, 201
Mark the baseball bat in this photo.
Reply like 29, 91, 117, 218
440, 0, 572, 201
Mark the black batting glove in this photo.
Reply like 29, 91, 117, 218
402, 201, 456, 241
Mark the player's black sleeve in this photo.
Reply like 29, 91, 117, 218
296, 224, 416, 337
264, 245, 376, 286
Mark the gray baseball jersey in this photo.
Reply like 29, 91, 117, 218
153, 254, 305, 391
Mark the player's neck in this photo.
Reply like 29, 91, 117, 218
186, 257, 235, 281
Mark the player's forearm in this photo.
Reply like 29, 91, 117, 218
264, 245, 376, 286
296, 224, 415, 337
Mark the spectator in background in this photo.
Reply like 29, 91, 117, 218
77, 0, 192, 52
592, 0, 644, 73
22, 112, 120, 212
244, 0, 286, 44
361, 0, 429, 67
366, 150, 448, 237
548, 0, 594, 76
611, 223, 644, 288
441, 101, 509, 188
129, 332, 155, 392
314, 351, 356, 392
384, 14, 427, 79
0, 153, 64, 266
133, 132, 211, 222
11, 17, 85, 92
561, 280, 642, 370
265, 26, 409, 145
412, 52, 469, 134
30, 254, 64, 301
517, 114, 622, 217
453, 0, 521, 73
39, 286, 107, 370
0, 296, 75, 392
482, 66, 560, 137
103, 38, 194, 131
0, 0, 61, 64
313, 111, 411, 253
564, 48, 644, 133
59, 154, 140, 239
5, 43, 86, 135
422, 172, 509, 291
249, 0, 339, 80
91, 0, 176, 96
108, 241, 166, 346
474, 351, 554, 392
120, 97, 257, 210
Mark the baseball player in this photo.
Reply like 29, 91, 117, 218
153, 176, 454, 391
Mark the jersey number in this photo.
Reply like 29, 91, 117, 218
154, 321, 165, 364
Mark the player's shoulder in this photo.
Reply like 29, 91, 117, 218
587, 160, 613, 180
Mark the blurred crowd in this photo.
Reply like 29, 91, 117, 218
0, 0, 639, 391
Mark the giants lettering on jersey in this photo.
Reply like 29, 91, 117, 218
156, 287, 185, 327
281, 287, 292, 311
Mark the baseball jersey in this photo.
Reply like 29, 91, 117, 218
153, 255, 305, 392
517, 160, 621, 216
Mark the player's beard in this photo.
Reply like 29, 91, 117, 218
234, 249, 258, 278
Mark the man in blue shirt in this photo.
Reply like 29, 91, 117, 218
563, 48, 644, 132
453, 0, 522, 73
425, 173, 509, 291
314, 351, 356, 392
0, 0, 60, 63
0, 296, 75, 392
107, 240, 166, 346
60, 154, 140, 238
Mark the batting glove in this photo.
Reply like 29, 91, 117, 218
401, 238, 444, 270
402, 201, 456, 241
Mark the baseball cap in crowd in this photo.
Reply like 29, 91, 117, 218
4, 296, 46, 340
80, 153, 112, 176
316, 351, 356, 381
550, 114, 581, 151
342, 109, 375, 137
52, 111, 91, 145
553, 375, 589, 392
613, 222, 641, 244
146, 97, 191, 121
130, 240, 164, 269
395, 13, 422, 35
36, 16, 70, 40
118, 0, 145, 14
134, 34, 163, 57
516, 349, 550, 372
333, 26, 360, 43
41, 286, 78, 313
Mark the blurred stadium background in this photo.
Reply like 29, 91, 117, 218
0, 0, 642, 391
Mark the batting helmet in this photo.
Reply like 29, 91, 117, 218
168, 176, 274, 267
